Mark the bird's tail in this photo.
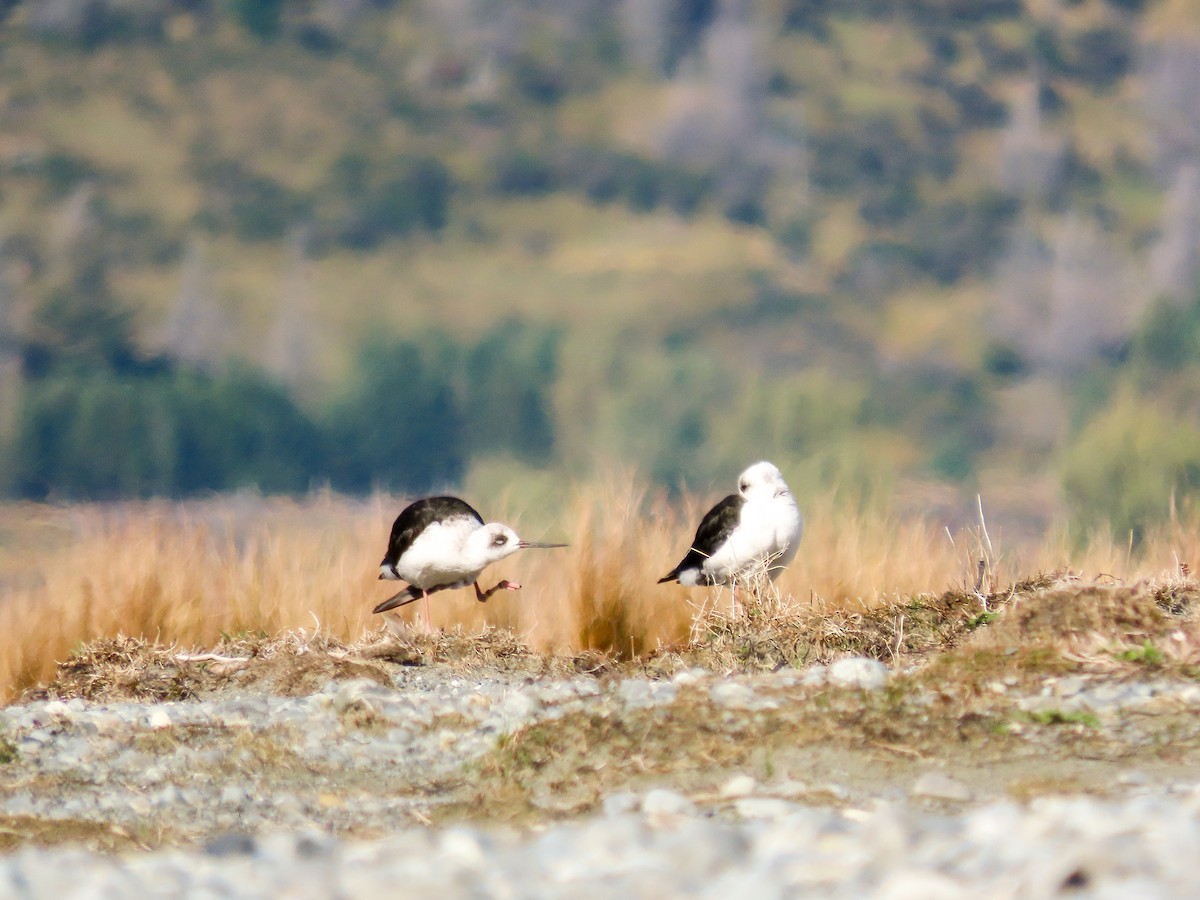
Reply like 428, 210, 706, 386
372, 586, 421, 614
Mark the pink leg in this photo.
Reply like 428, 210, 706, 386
475, 580, 522, 602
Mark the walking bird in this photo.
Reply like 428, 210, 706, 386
374, 496, 566, 628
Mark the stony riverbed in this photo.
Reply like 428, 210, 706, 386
3, 634, 1200, 897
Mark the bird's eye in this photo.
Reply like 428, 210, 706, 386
739, 480, 749, 492
492, 534, 508, 545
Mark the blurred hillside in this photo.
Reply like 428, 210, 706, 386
2, 0, 1200, 541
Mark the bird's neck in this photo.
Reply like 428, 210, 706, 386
462, 529, 505, 571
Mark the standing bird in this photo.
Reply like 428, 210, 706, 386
658, 461, 803, 601
374, 496, 566, 629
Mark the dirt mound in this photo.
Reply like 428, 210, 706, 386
21, 576, 1200, 704
25, 627, 609, 703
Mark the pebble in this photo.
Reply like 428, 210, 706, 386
911, 772, 973, 803
798, 664, 829, 687
827, 657, 889, 691
672, 668, 710, 686
4, 669, 1200, 895
146, 708, 172, 729
602, 792, 640, 817
1052, 675, 1087, 698
641, 788, 697, 821
771, 779, 811, 800
709, 681, 757, 708
618, 679, 677, 709
2, 796, 1200, 896
733, 797, 797, 820
720, 774, 757, 798
331, 679, 384, 714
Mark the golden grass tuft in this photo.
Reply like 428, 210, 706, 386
0, 492, 387, 701
3, 478, 1200, 701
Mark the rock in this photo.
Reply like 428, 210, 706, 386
720, 774, 757, 798
20, 729, 52, 747
439, 828, 487, 869
709, 682, 757, 708
293, 832, 334, 860
641, 789, 696, 822
770, 779, 810, 800
733, 798, 797, 820
146, 708, 172, 730
40, 701, 70, 720
602, 792, 640, 816
875, 870, 966, 900
204, 833, 258, 857
332, 679, 386, 715
1177, 685, 1200, 706
799, 664, 829, 687
672, 668, 710, 686
1053, 676, 1087, 698
828, 657, 889, 690
499, 690, 540, 722
618, 679, 676, 709
911, 772, 972, 803
151, 785, 182, 807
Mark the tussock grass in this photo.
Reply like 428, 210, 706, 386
0, 492, 386, 701
3, 480, 1200, 701
960, 578, 1200, 678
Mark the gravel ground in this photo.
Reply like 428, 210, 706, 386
3, 658, 1200, 896
6, 792, 1200, 899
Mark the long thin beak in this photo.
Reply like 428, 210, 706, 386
518, 541, 568, 550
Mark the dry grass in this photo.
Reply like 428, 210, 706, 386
3, 479, 1200, 702
30, 627, 611, 705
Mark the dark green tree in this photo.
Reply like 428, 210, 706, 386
462, 319, 560, 464
13, 368, 321, 500
228, 0, 284, 39
325, 335, 466, 492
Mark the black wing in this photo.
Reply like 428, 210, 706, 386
373, 585, 422, 614
381, 496, 485, 570
658, 493, 743, 584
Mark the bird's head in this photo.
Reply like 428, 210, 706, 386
737, 460, 793, 501
469, 522, 567, 567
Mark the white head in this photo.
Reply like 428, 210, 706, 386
736, 460, 793, 501
463, 522, 567, 571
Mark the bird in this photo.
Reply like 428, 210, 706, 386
373, 496, 566, 629
658, 461, 803, 603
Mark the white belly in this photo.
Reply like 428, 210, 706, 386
704, 497, 803, 584
393, 520, 483, 588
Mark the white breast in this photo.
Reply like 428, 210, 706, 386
708, 496, 802, 584
394, 518, 484, 588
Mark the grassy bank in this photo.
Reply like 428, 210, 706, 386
2, 482, 1199, 702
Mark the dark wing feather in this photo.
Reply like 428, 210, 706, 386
658, 493, 743, 584
372, 585, 422, 614
381, 496, 485, 569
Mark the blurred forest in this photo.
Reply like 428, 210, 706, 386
1, 0, 1200, 542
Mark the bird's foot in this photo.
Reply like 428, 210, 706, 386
476, 579, 522, 602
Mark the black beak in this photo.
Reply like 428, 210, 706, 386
518, 541, 568, 550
